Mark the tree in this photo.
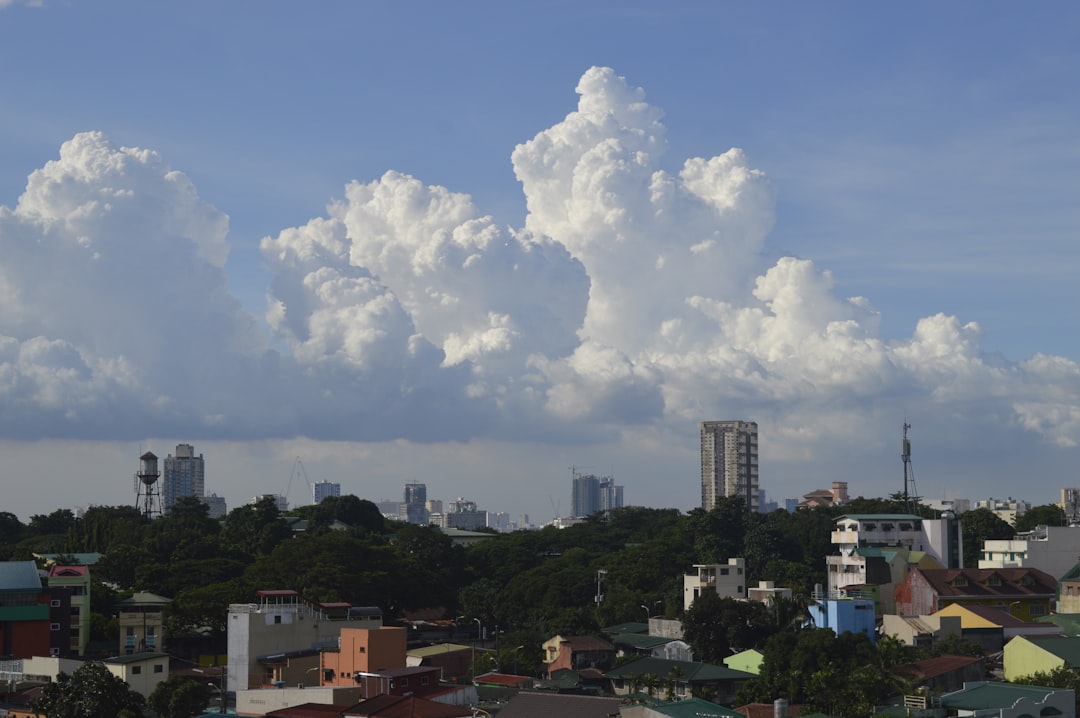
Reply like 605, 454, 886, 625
1015, 504, 1066, 533
960, 508, 1014, 567
148, 676, 212, 718
32, 661, 146, 718
682, 592, 773, 663
1012, 666, 1080, 716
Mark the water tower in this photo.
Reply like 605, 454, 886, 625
134, 451, 162, 519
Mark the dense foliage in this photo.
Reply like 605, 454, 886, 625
31, 661, 146, 718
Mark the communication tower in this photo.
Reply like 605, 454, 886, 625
134, 451, 163, 519
901, 423, 920, 514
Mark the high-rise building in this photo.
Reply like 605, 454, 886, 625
572, 473, 624, 517
401, 482, 428, 524
700, 420, 759, 512
312, 481, 341, 505
163, 444, 204, 511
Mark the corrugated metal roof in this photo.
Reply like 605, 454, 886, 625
0, 561, 42, 592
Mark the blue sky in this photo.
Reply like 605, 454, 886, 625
1, 2, 1078, 523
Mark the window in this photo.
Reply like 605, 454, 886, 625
953, 577, 968, 587
274, 615, 282, 624
50, 623, 60, 631
1030, 604, 1047, 617
132, 666, 142, 675
422, 676, 429, 686
358, 646, 366, 653
988, 576, 1001, 586
50, 599, 61, 607
400, 678, 409, 687
153, 664, 164, 673
720, 568, 729, 576
50, 648, 60, 656
126, 627, 135, 636
1021, 575, 1034, 586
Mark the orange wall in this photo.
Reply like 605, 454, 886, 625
322, 627, 407, 687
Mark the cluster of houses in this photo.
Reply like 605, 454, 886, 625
7, 512, 1080, 716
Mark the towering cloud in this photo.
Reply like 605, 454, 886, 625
1, 68, 1079, 461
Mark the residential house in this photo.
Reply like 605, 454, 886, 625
724, 649, 764, 676
881, 614, 962, 648
747, 581, 792, 606
340, 694, 474, 717
897, 655, 986, 694
894, 568, 1056, 619
806, 588, 876, 642
1057, 560, 1080, 613
227, 590, 379, 692
1002, 635, 1080, 682
621, 698, 744, 718
940, 681, 1075, 718
46, 565, 90, 656
494, 692, 624, 718
0, 561, 55, 659
930, 604, 1062, 652
236, 686, 367, 716
406, 642, 472, 683
980, 526, 1080, 584
103, 652, 170, 698
684, 559, 746, 611
610, 632, 682, 660
117, 591, 170, 655
320, 626, 408, 688
542, 635, 615, 678
605, 656, 754, 704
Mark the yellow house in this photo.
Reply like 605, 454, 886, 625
1002, 635, 1080, 681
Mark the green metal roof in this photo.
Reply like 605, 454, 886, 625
610, 632, 675, 650
941, 682, 1062, 709
605, 656, 754, 683
408, 643, 472, 657
648, 698, 743, 717
605, 621, 649, 634
1036, 614, 1080, 637
1020, 636, 1080, 667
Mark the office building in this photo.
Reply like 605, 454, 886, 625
700, 420, 759, 512
401, 482, 428, 524
312, 480, 341, 504
571, 473, 624, 518
163, 443, 205, 511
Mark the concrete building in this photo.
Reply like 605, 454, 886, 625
1063, 488, 1080, 526
163, 443, 205, 511
807, 588, 877, 643
104, 652, 169, 698
227, 590, 380, 692
320, 626, 408, 688
312, 481, 341, 505
446, 498, 485, 531
747, 581, 792, 606
0, 561, 54, 659
683, 559, 746, 611
980, 526, 1080, 582
202, 493, 228, 519
118, 592, 170, 655
46, 565, 89, 656
976, 497, 1030, 527
700, 421, 759, 512
402, 483, 428, 524
570, 473, 625, 518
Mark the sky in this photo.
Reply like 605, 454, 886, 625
1, 2, 1079, 524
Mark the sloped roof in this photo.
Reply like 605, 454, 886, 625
605, 621, 649, 634
472, 671, 532, 687
48, 565, 88, 577
1036, 614, 1080, 636
342, 694, 473, 718
611, 632, 677, 650
649, 698, 744, 717
605, 656, 754, 682
408, 643, 472, 658
553, 635, 614, 652
934, 603, 1041, 629
914, 567, 1056, 599
495, 692, 623, 718
733, 702, 801, 718
941, 681, 1064, 710
266, 703, 349, 718
117, 591, 172, 606
0, 561, 42, 592
899, 654, 984, 680
1019, 636, 1080, 667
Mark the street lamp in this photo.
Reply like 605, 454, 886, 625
472, 618, 482, 678
641, 604, 651, 620
513, 645, 525, 675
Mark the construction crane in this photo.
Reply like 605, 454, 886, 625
284, 457, 312, 505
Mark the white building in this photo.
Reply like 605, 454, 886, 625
163, 443, 205, 510
312, 481, 341, 504
747, 580, 792, 606
250, 494, 288, 512
683, 559, 746, 611
202, 493, 227, 519
980, 526, 1080, 582
700, 420, 759, 512
976, 497, 1030, 527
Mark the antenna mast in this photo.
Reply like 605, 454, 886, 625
901, 423, 919, 513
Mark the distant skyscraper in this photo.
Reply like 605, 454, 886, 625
402, 482, 428, 524
700, 420, 759, 512
202, 493, 228, 519
163, 444, 205, 511
312, 481, 341, 504
572, 473, 624, 517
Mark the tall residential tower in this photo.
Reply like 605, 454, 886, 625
163, 443, 204, 511
700, 421, 759, 512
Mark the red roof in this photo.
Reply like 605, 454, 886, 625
342, 694, 472, 717
899, 654, 984, 680
266, 703, 348, 718
914, 568, 1057, 599
48, 565, 88, 577
735, 703, 802, 718
472, 671, 532, 687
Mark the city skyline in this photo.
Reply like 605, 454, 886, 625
2, 4, 1080, 523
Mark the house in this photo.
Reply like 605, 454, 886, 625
321, 626, 409, 689
103, 652, 170, 698
930, 604, 1062, 652
894, 568, 1056, 619
684, 559, 746, 610
341, 694, 474, 717
117, 591, 170, 655
610, 632, 682, 660
541, 635, 615, 677
980, 525, 1080, 583
494, 692, 623, 718
1057, 560, 1080, 613
471, 671, 534, 704
227, 590, 379, 692
0, 560, 56, 659
46, 565, 90, 656
1002, 635, 1080, 682
724, 649, 764, 676
621, 698, 744, 718
405, 642, 472, 683
940, 681, 1075, 718
881, 614, 962, 648
747, 581, 792, 606
806, 588, 876, 642
605, 656, 754, 704
896, 655, 986, 694
236, 686, 367, 716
